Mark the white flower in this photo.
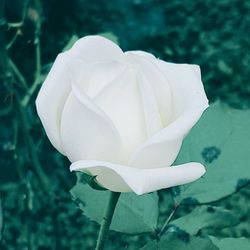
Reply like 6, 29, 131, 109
36, 35, 209, 195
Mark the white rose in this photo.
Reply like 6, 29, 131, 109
36, 35, 209, 195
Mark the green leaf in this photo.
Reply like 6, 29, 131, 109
140, 233, 219, 250
173, 102, 250, 204
62, 35, 79, 52
70, 182, 159, 234
170, 206, 239, 235
209, 236, 250, 250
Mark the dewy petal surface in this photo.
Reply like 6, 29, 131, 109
36, 52, 72, 154
60, 90, 122, 163
70, 160, 206, 195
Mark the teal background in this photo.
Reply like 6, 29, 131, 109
1, 0, 250, 249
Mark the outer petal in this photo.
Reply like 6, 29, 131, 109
156, 61, 208, 119
129, 62, 209, 169
36, 52, 72, 154
127, 50, 156, 60
36, 35, 124, 155
70, 160, 206, 195
69, 35, 124, 63
60, 86, 122, 163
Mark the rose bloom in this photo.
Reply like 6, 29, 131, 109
36, 36, 209, 195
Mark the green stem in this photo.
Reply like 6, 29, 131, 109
22, 0, 42, 106
157, 203, 179, 238
95, 192, 121, 250
0, 0, 7, 79
8, 58, 28, 90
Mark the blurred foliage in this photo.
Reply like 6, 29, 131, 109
0, 0, 250, 249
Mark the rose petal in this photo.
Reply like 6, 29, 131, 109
66, 58, 126, 98
70, 160, 206, 195
60, 90, 122, 163
129, 63, 209, 169
190, 64, 202, 79
127, 50, 156, 60
69, 35, 124, 63
36, 52, 72, 154
125, 52, 173, 127
156, 61, 208, 119
137, 71, 163, 137
93, 68, 147, 163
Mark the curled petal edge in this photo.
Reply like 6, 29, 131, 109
35, 52, 72, 155
128, 94, 209, 168
70, 160, 206, 195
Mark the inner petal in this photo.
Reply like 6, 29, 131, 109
66, 59, 126, 98
93, 68, 147, 164
86, 62, 126, 98
125, 52, 173, 127
137, 71, 163, 137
